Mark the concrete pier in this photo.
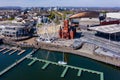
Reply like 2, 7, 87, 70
41, 62, 50, 69
9, 50, 17, 55
3, 49, 12, 54
60, 66, 69, 77
18, 50, 26, 55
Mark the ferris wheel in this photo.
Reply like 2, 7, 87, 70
37, 22, 57, 43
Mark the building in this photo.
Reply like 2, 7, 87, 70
0, 21, 36, 39
69, 12, 100, 27
100, 19, 120, 25
1, 24, 27, 37
100, 12, 120, 25
59, 20, 76, 39
89, 24, 120, 41
106, 12, 120, 19
79, 18, 100, 27
70, 12, 99, 19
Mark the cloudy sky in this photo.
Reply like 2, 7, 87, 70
0, 0, 119, 7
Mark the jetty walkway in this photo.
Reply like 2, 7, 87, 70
27, 57, 104, 80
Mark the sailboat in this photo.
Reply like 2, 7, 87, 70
58, 52, 67, 65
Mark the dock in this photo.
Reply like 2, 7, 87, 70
100, 73, 104, 80
0, 48, 6, 52
60, 66, 69, 77
27, 57, 104, 80
3, 49, 12, 54
9, 50, 17, 55
28, 59, 36, 66
18, 50, 26, 55
0, 53, 26, 76
0, 49, 38, 76
41, 62, 50, 69
77, 69, 82, 76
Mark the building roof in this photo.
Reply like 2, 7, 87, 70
70, 12, 99, 19
89, 24, 120, 34
106, 12, 120, 19
0, 24, 25, 29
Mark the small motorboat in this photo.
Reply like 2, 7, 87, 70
58, 61, 67, 65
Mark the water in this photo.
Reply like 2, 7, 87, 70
0, 48, 120, 80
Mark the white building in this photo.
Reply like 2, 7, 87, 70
0, 24, 27, 37
106, 12, 120, 19
0, 25, 5, 35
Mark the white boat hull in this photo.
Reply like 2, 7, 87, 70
58, 61, 67, 65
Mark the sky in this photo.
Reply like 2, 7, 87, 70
0, 0, 120, 7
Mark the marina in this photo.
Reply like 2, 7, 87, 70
3, 49, 12, 54
0, 48, 6, 52
0, 49, 119, 80
0, 2, 119, 80
9, 50, 18, 55
27, 57, 104, 80
0, 49, 37, 76
17, 50, 26, 55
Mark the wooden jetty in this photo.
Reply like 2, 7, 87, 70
0, 48, 6, 52
18, 50, 26, 55
9, 50, 17, 55
3, 49, 12, 54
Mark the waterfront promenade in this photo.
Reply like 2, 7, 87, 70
35, 42, 120, 67
2, 37, 120, 67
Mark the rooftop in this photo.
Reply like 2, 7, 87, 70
89, 24, 120, 34
70, 12, 99, 19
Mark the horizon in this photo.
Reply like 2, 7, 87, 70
0, 0, 120, 7
0, 6, 120, 8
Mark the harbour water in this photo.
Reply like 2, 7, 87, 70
0, 48, 120, 80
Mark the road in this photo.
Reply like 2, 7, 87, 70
81, 31, 120, 54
